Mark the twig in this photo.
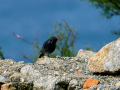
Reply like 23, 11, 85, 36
20, 50, 34, 63
13, 32, 34, 46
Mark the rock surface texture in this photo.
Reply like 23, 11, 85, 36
0, 38, 120, 90
88, 38, 120, 73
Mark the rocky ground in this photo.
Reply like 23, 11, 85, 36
0, 38, 120, 90
0, 52, 120, 90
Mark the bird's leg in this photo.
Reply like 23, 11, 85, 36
39, 52, 44, 58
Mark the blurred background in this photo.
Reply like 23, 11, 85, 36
0, 0, 120, 63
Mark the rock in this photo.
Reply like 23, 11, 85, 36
10, 75, 21, 82
1, 83, 15, 90
34, 76, 71, 90
0, 75, 8, 83
18, 61, 24, 64
54, 77, 71, 90
77, 49, 94, 55
36, 57, 66, 71
29, 69, 42, 78
20, 65, 33, 76
0, 59, 15, 67
2, 72, 14, 78
68, 79, 78, 90
36, 56, 49, 64
74, 70, 82, 77
83, 78, 99, 89
88, 38, 120, 73
116, 81, 120, 86
12, 82, 33, 90
76, 49, 96, 63
33, 76, 58, 90
1, 52, 120, 90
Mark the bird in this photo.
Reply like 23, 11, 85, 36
39, 37, 58, 58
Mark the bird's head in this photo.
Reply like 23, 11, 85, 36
49, 37, 58, 43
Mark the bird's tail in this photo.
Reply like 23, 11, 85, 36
39, 52, 44, 58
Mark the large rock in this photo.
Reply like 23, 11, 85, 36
88, 38, 120, 73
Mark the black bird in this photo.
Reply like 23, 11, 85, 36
39, 37, 58, 58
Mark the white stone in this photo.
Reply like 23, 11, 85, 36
20, 65, 33, 76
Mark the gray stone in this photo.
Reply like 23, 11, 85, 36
68, 79, 78, 90
20, 65, 33, 76
0, 75, 8, 83
33, 76, 58, 90
10, 76, 21, 82
29, 69, 42, 80
103, 40, 120, 72
2, 72, 14, 78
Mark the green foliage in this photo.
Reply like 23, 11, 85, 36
0, 47, 5, 59
85, 0, 120, 38
80, 0, 120, 40
85, 45, 98, 52
85, 45, 92, 51
80, 0, 120, 19
50, 20, 79, 57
